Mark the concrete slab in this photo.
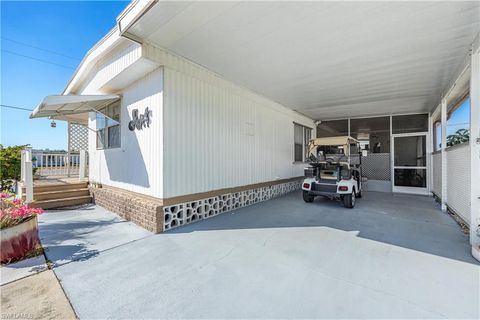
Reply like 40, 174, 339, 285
38, 204, 152, 266
0, 255, 48, 285
46, 191, 479, 319
1, 269, 76, 320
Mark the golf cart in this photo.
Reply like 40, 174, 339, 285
301, 136, 364, 208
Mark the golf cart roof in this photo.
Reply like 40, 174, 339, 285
309, 136, 359, 147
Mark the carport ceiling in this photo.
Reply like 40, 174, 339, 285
127, 1, 480, 119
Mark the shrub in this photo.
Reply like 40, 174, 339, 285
0, 145, 27, 192
0, 192, 43, 229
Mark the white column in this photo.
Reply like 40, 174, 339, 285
440, 98, 448, 211
79, 150, 86, 180
469, 35, 480, 261
23, 147, 33, 203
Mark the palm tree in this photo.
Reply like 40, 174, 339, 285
447, 128, 470, 147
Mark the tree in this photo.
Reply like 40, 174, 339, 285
0, 145, 28, 191
447, 129, 469, 147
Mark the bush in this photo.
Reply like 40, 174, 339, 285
0, 192, 43, 229
0, 145, 28, 192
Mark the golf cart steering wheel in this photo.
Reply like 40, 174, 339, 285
325, 157, 335, 163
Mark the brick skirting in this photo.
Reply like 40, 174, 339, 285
90, 178, 303, 233
90, 186, 163, 233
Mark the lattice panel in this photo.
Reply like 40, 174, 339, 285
163, 180, 301, 231
362, 153, 390, 181
68, 123, 88, 152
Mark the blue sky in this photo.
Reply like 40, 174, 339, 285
1, 0, 128, 150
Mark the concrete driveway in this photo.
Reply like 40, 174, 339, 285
39, 191, 479, 319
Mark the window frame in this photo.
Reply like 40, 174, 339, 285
96, 102, 121, 150
293, 122, 313, 163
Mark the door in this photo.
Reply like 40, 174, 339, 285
392, 133, 428, 194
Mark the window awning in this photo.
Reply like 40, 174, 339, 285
30, 94, 120, 125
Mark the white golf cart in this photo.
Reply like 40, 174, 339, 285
301, 136, 364, 208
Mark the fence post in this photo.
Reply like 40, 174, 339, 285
79, 150, 86, 180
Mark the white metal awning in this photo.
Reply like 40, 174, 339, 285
30, 94, 120, 125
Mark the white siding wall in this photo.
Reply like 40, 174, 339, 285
78, 41, 142, 95
152, 45, 314, 198
88, 68, 164, 198
432, 152, 441, 197
446, 144, 471, 224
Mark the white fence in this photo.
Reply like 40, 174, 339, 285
446, 144, 471, 224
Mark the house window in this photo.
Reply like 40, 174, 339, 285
294, 123, 312, 162
96, 102, 121, 149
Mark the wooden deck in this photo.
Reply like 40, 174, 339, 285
32, 177, 89, 187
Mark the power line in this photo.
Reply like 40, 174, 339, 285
1, 37, 81, 61
2, 49, 75, 69
0, 104, 34, 112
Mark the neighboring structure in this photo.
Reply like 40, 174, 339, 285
30, 1, 479, 259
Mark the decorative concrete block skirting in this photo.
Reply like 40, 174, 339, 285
90, 178, 302, 233
162, 180, 302, 231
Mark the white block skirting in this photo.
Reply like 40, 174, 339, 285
163, 180, 302, 231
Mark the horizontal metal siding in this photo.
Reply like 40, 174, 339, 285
88, 68, 164, 198
432, 152, 441, 197
163, 62, 314, 197
446, 144, 470, 224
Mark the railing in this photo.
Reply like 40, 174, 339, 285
32, 151, 84, 177
20, 148, 88, 203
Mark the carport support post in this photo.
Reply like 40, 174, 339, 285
440, 98, 447, 212
469, 34, 480, 261
79, 149, 86, 180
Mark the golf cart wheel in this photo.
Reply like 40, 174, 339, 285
303, 191, 314, 203
343, 191, 355, 208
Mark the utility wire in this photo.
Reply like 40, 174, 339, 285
2, 49, 75, 69
0, 104, 34, 112
1, 37, 81, 61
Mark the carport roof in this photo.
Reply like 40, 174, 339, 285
117, 1, 479, 119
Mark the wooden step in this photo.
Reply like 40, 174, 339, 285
30, 195, 92, 209
22, 188, 90, 201
22, 182, 88, 193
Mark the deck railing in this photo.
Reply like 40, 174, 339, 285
32, 151, 86, 177
20, 148, 88, 203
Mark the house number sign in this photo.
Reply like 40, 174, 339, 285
128, 107, 152, 131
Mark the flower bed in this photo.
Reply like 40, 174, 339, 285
1, 192, 44, 264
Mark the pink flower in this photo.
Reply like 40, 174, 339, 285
0, 193, 12, 199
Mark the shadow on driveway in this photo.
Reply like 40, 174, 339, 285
38, 205, 152, 267
168, 190, 477, 264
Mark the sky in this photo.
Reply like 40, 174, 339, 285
1, 0, 128, 150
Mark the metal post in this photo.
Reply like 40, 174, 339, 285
469, 34, 480, 261
440, 98, 448, 212
79, 150, 86, 180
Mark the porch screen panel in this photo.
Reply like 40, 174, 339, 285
392, 114, 428, 134
350, 117, 390, 153
317, 119, 348, 138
